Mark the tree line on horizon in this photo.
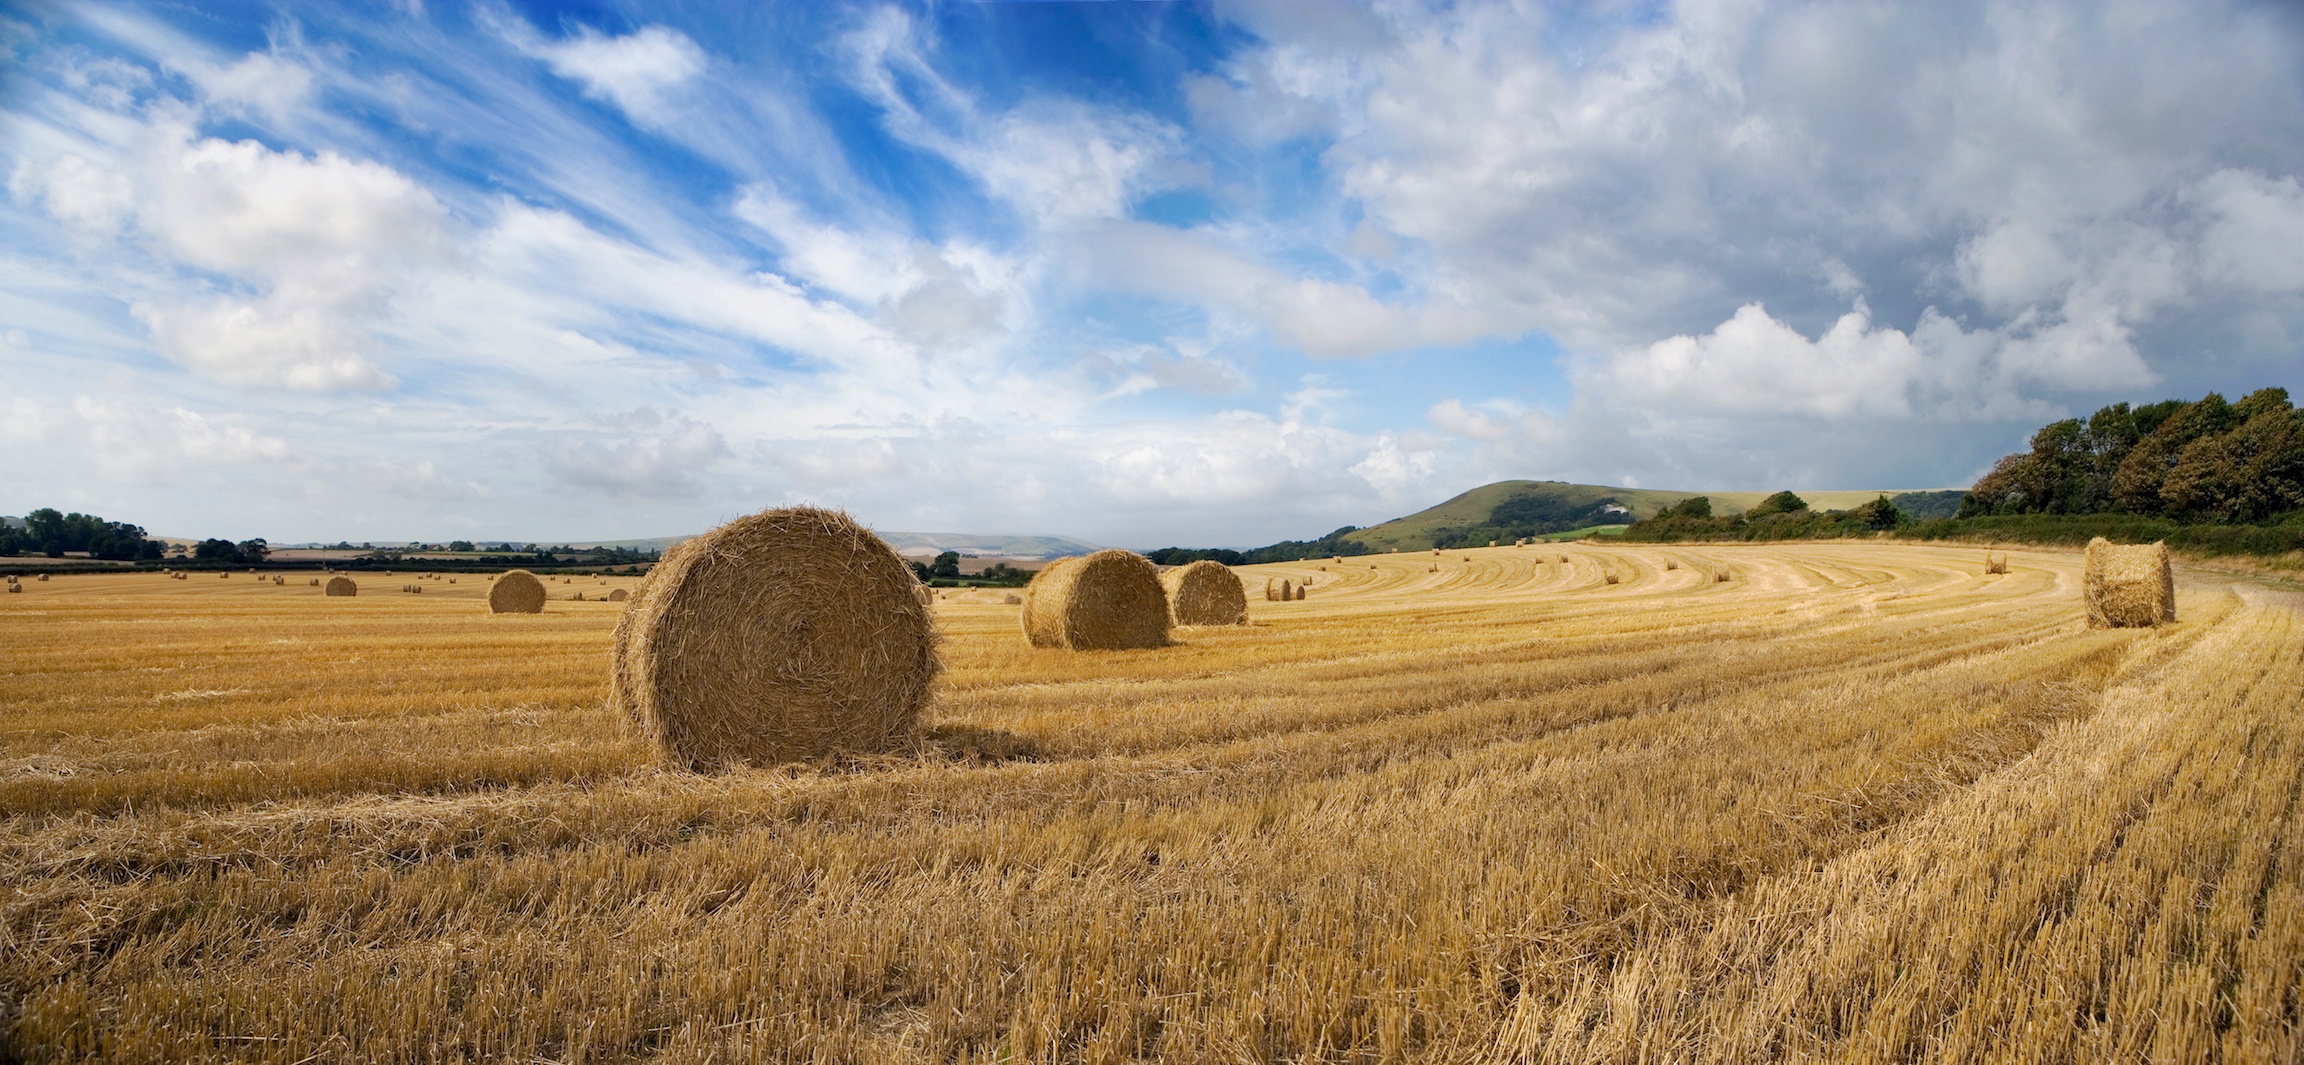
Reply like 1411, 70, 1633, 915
1958, 388, 2302, 524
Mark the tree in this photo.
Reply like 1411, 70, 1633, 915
1664, 496, 1712, 520
1747, 491, 1809, 518
449, 540, 475, 552
1852, 495, 1903, 531
930, 551, 962, 579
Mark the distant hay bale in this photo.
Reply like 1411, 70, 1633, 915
1319, 565, 1327, 572
1428, 564, 1438, 573
1489, 539, 1498, 547
219, 572, 228, 579
309, 578, 320, 586
1264, 578, 1278, 602
1162, 560, 1247, 626
612, 506, 938, 769
2083, 538, 2174, 628
1984, 552, 2009, 575
1714, 569, 1733, 583
5, 583, 17, 594
324, 577, 357, 597
490, 570, 548, 614
1603, 571, 1620, 584
1276, 578, 1292, 603
1294, 582, 1306, 600
1558, 554, 1569, 563
1020, 550, 1170, 651
607, 588, 629, 602
1002, 593, 1021, 605
1665, 560, 1678, 570
915, 584, 934, 607
1331, 555, 1342, 563
1433, 549, 1441, 556
572, 591, 584, 601
272, 576, 283, 585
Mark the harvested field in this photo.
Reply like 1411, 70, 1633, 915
2, 544, 2300, 1063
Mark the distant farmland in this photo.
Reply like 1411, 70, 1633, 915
3, 544, 2299, 1062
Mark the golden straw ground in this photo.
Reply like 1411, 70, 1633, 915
1, 543, 2297, 1063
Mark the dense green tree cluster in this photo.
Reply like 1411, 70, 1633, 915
1428, 494, 1636, 548
0, 508, 162, 559
1625, 493, 1906, 542
1959, 388, 2304, 523
193, 538, 270, 564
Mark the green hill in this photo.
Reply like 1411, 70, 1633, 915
1343, 481, 1962, 552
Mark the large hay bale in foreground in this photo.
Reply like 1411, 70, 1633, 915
324, 576, 356, 597
1021, 550, 1169, 650
1162, 560, 1247, 626
613, 506, 937, 770
2083, 538, 2174, 628
490, 570, 548, 614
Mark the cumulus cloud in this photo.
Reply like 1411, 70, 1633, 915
129, 134, 453, 389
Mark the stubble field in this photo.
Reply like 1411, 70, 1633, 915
3, 543, 2300, 1063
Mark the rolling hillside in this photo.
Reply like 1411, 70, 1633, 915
1344, 480, 1962, 552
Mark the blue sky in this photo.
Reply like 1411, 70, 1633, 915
3, 1, 2301, 547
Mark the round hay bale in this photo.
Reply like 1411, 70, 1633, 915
607, 588, 629, 602
1665, 560, 1678, 570
1603, 571, 1620, 585
309, 578, 320, 586
5, 583, 18, 594
1002, 593, 1022, 605
1161, 559, 1248, 626
1294, 582, 1306, 600
1020, 550, 1169, 650
612, 506, 938, 770
324, 576, 357, 597
490, 570, 548, 614
2083, 538, 2174, 628
914, 584, 934, 607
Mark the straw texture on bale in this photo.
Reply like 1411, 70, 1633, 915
607, 588, 629, 602
324, 576, 356, 597
612, 506, 937, 770
490, 570, 548, 614
1161, 560, 1248, 626
1020, 550, 1170, 650
2083, 538, 2174, 628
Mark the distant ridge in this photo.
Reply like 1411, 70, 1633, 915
1345, 480, 1964, 552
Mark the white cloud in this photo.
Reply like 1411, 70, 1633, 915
2194, 169, 2304, 294
71, 396, 301, 479
841, 8, 1184, 228
546, 411, 729, 499
519, 25, 705, 126
127, 133, 453, 389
